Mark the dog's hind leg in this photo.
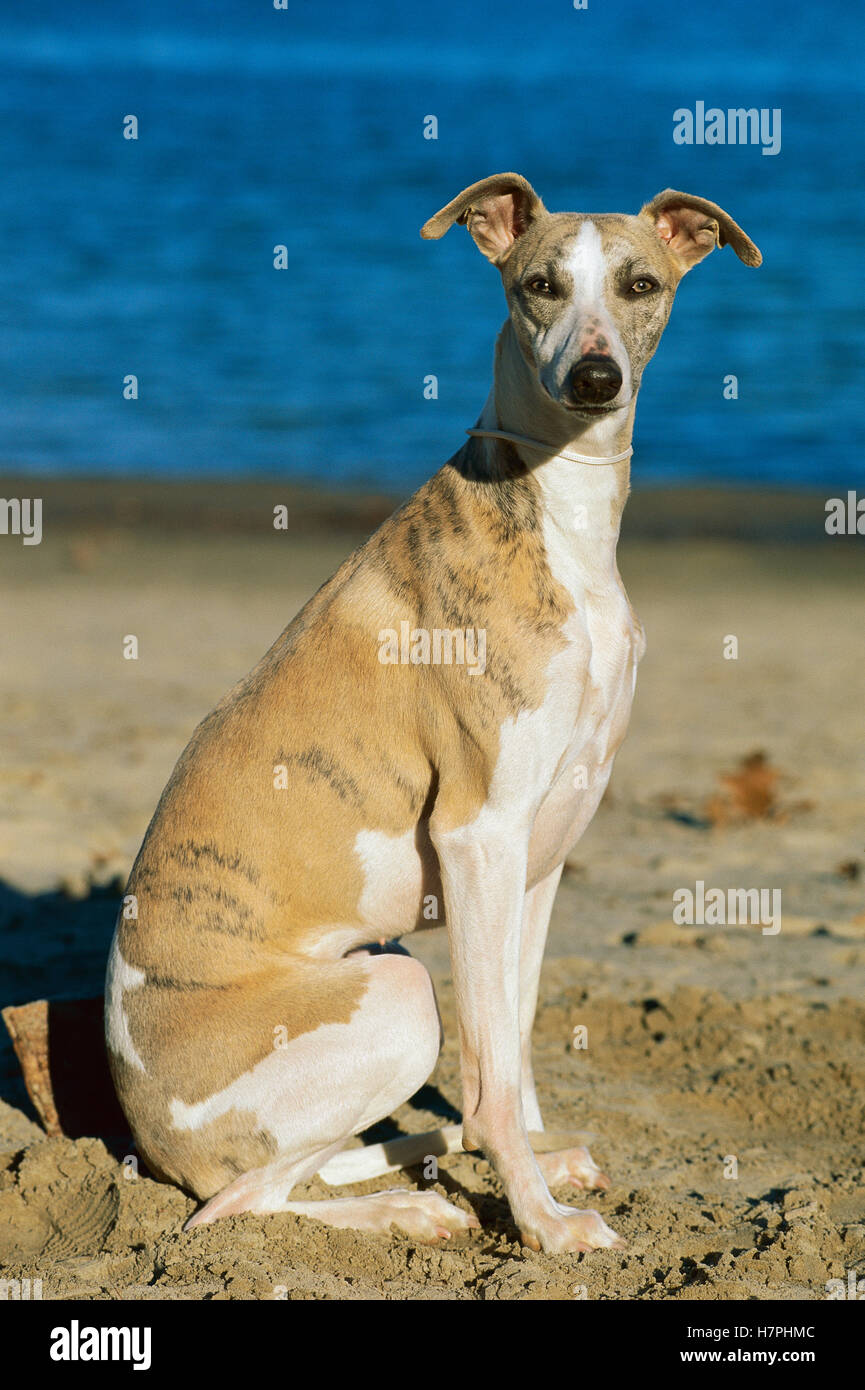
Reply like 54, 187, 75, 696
187, 1145, 477, 1242
316, 1124, 464, 1184
316, 1124, 608, 1194
183, 950, 477, 1241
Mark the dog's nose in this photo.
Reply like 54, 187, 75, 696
569, 355, 623, 406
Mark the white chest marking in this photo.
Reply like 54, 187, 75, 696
478, 461, 642, 877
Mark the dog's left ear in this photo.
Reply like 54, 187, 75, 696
420, 173, 546, 265
641, 190, 762, 272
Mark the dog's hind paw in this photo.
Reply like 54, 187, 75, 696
536, 1145, 611, 1192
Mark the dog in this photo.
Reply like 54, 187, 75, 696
105, 173, 760, 1253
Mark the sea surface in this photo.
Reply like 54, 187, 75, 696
0, 0, 862, 492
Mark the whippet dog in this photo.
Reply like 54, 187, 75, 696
105, 175, 760, 1253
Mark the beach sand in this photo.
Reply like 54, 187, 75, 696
1, 476, 863, 1300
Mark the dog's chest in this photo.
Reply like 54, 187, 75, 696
525, 597, 637, 878
522, 505, 644, 883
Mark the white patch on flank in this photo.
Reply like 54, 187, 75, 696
302, 827, 434, 960
354, 827, 422, 931
105, 939, 147, 1073
168, 955, 436, 1146
168, 1018, 357, 1137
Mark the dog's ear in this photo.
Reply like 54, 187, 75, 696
421, 173, 546, 265
641, 190, 762, 272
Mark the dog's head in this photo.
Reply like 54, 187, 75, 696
421, 174, 761, 419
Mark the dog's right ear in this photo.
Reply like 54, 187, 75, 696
420, 173, 545, 265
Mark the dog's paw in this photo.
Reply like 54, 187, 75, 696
535, 1145, 610, 1191
520, 1205, 625, 1255
376, 1190, 480, 1244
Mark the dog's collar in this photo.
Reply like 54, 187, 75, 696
466, 428, 633, 467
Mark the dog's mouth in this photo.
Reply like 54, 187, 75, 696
539, 380, 627, 418
563, 402, 620, 417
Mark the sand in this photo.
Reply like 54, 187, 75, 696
1, 477, 863, 1300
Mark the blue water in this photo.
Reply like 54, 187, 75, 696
0, 0, 862, 492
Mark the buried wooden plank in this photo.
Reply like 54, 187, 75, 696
2, 999, 61, 1136
2, 996, 129, 1145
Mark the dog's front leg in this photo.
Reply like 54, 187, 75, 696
519, 865, 563, 1132
432, 821, 624, 1254
519, 864, 614, 1195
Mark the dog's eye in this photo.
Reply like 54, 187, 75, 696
629, 277, 658, 295
526, 276, 554, 296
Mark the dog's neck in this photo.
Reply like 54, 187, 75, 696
478, 320, 636, 572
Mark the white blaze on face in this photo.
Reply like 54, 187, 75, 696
540, 220, 631, 399
564, 219, 607, 305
